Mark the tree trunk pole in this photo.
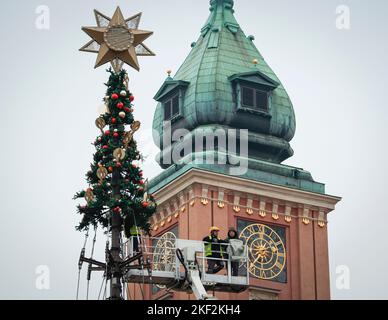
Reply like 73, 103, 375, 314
110, 168, 123, 300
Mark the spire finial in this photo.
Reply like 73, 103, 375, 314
203, 0, 239, 35
210, 0, 234, 10
166, 69, 173, 80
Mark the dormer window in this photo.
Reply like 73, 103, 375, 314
154, 79, 190, 123
229, 70, 279, 115
241, 86, 269, 111
164, 94, 180, 121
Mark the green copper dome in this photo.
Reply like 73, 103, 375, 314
153, 0, 296, 167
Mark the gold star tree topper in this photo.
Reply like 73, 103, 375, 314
80, 7, 155, 72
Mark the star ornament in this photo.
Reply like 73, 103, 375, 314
80, 7, 155, 72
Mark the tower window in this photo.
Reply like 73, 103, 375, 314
164, 94, 180, 121
241, 86, 268, 111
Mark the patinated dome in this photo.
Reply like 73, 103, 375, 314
153, 0, 296, 167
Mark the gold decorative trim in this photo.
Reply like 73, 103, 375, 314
218, 201, 225, 209
201, 185, 209, 206
318, 211, 326, 228
218, 188, 225, 209
272, 203, 279, 221
302, 208, 310, 225
259, 200, 266, 218
179, 192, 185, 210
246, 197, 254, 216
172, 200, 179, 213
318, 221, 326, 228
167, 216, 172, 223
151, 187, 335, 227
285, 205, 292, 223
160, 221, 165, 227
233, 194, 241, 213
188, 188, 195, 207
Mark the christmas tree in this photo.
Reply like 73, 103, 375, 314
74, 69, 156, 237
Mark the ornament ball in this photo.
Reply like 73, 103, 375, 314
111, 93, 119, 100
104, 130, 110, 136
129, 95, 135, 102
119, 112, 126, 119
120, 90, 127, 97
117, 102, 124, 109
111, 118, 117, 124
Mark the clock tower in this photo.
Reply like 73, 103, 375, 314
132, 0, 341, 300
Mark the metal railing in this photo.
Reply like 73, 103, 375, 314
122, 235, 249, 286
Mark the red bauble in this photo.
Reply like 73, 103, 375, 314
108, 166, 113, 172
139, 171, 143, 177
113, 132, 119, 138
113, 207, 121, 213
104, 130, 110, 136
111, 93, 119, 100
139, 180, 144, 185
142, 201, 149, 208
117, 102, 124, 109
111, 118, 117, 124
116, 162, 122, 167
102, 145, 109, 149
129, 95, 135, 102
124, 107, 131, 113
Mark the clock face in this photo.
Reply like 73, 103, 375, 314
152, 226, 179, 294
239, 222, 287, 282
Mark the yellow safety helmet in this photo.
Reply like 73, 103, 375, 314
209, 226, 220, 232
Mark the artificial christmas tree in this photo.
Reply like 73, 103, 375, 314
74, 68, 156, 237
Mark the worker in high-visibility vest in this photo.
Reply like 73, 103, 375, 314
130, 225, 141, 254
202, 226, 225, 274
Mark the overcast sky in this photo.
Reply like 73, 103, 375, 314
0, 0, 387, 300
